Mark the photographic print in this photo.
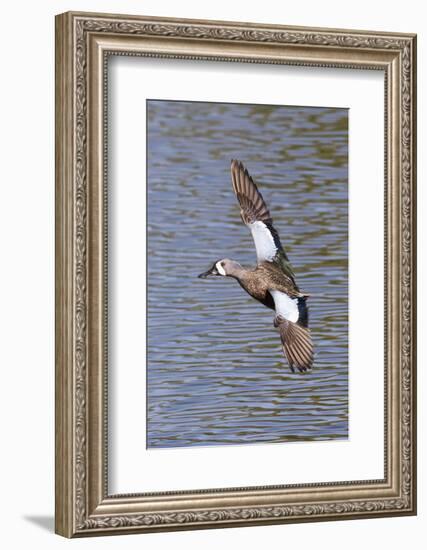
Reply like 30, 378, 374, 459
147, 100, 348, 449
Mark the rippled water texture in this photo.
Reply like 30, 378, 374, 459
147, 100, 348, 448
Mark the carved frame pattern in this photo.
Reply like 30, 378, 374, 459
55, 11, 416, 537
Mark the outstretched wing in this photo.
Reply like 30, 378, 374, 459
230, 159, 294, 280
270, 289, 313, 373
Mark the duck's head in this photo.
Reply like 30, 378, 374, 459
198, 259, 241, 278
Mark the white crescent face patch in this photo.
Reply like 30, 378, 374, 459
216, 261, 226, 276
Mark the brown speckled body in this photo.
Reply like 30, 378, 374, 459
234, 261, 303, 310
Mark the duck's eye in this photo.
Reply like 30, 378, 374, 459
221, 262, 225, 267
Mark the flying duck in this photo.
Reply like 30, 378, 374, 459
198, 160, 313, 372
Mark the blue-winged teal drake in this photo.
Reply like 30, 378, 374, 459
199, 160, 313, 373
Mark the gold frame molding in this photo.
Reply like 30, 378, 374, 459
55, 11, 417, 538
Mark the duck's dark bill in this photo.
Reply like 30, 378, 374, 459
198, 265, 220, 278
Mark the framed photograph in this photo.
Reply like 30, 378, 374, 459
55, 11, 417, 537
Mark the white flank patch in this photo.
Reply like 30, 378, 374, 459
216, 261, 226, 276
249, 221, 277, 262
270, 290, 299, 323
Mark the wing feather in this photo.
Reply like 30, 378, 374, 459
231, 159, 272, 225
275, 315, 313, 373
230, 160, 295, 279
270, 289, 313, 372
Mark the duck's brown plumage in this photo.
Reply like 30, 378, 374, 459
236, 262, 300, 309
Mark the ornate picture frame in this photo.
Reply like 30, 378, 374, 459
55, 11, 417, 537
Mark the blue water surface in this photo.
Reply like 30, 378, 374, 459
146, 99, 348, 448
